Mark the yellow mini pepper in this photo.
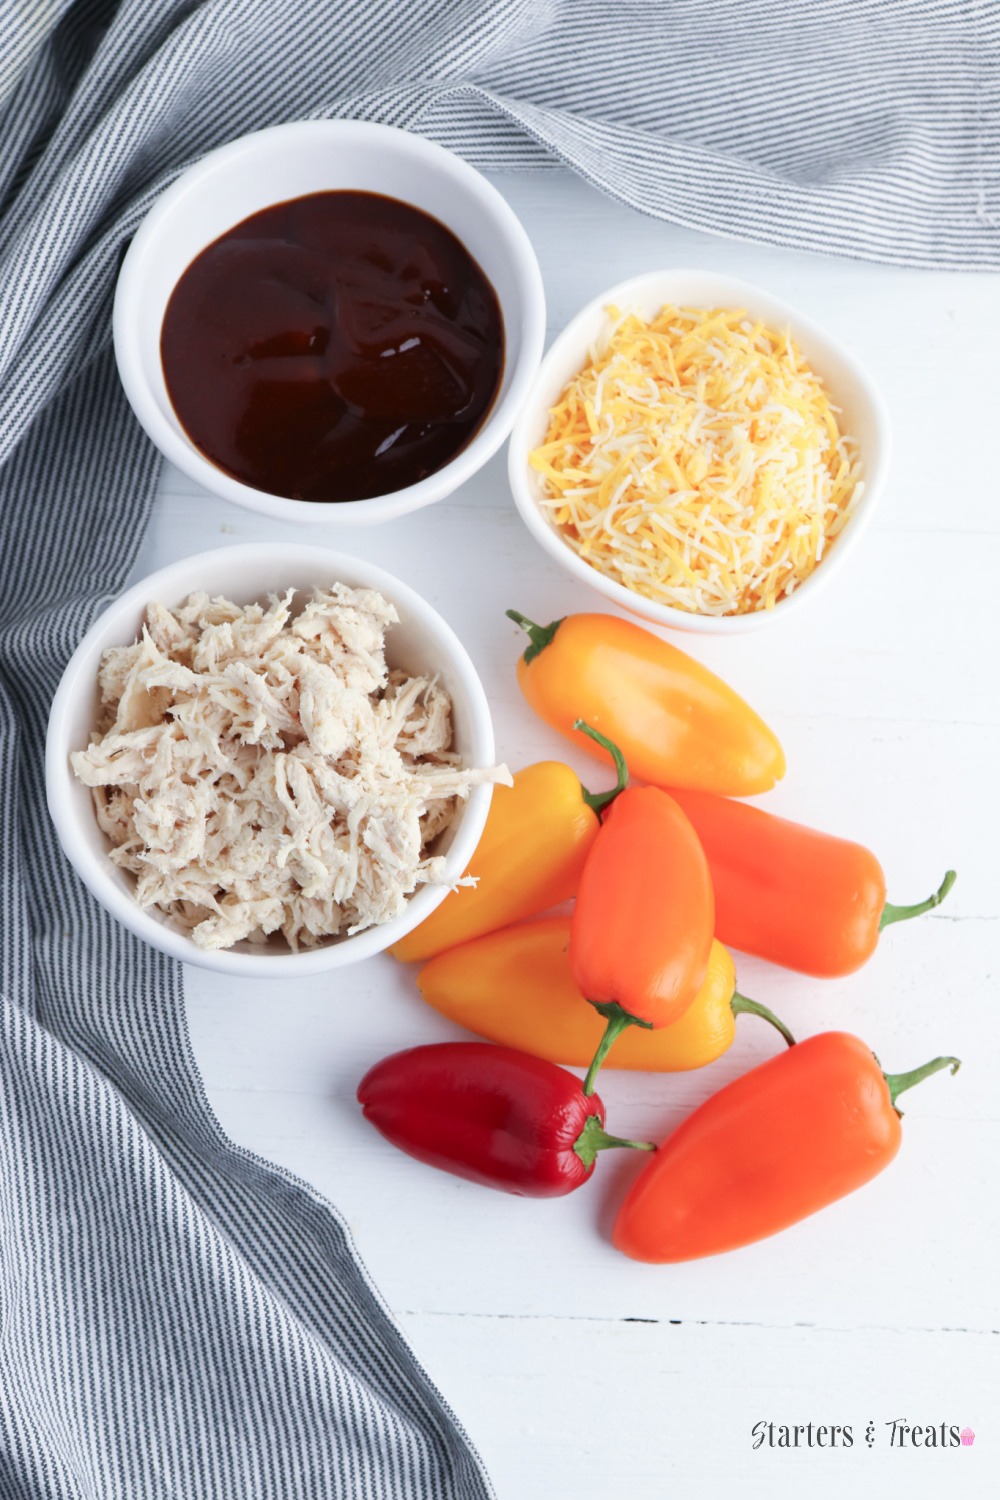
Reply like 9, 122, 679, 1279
507, 609, 785, 796
417, 915, 794, 1072
390, 729, 627, 964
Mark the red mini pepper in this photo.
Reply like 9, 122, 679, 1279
613, 1032, 960, 1262
667, 788, 956, 977
357, 1042, 653, 1197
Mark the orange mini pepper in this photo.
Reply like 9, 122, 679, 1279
507, 609, 785, 796
570, 785, 715, 1091
390, 728, 627, 964
613, 1032, 960, 1263
668, 788, 956, 977
417, 916, 794, 1071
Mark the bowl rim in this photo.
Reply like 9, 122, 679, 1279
507, 267, 892, 635
45, 542, 496, 975
113, 119, 546, 525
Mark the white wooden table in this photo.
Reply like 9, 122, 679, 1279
130, 169, 999, 1499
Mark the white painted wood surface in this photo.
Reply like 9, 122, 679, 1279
131, 170, 999, 1498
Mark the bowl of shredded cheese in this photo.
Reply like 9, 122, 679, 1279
508, 270, 889, 632
46, 544, 505, 975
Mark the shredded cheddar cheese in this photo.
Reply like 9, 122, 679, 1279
530, 305, 863, 616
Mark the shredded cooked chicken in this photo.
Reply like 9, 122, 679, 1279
72, 584, 509, 951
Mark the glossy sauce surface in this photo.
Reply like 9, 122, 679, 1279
160, 192, 504, 503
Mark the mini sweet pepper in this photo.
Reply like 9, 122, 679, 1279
358, 1042, 653, 1197
508, 608, 785, 795
390, 727, 628, 964
417, 916, 794, 1071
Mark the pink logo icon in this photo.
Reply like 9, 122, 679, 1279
960, 1428, 975, 1447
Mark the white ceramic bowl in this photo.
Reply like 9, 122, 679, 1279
114, 120, 545, 524
508, 269, 891, 634
46, 544, 496, 975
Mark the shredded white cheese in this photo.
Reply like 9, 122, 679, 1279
72, 585, 509, 951
530, 304, 863, 616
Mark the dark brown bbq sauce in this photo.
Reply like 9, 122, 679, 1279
160, 191, 504, 502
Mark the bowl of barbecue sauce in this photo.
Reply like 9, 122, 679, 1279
114, 121, 545, 523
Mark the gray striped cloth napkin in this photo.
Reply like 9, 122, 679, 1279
0, 3, 995, 1496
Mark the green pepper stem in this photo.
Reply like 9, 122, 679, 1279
883, 1055, 960, 1113
880, 870, 957, 931
730, 992, 796, 1048
582, 1001, 652, 1096
572, 1114, 656, 1169
573, 719, 629, 814
505, 608, 563, 665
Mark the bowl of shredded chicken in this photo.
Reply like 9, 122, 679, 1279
47, 545, 504, 974
508, 270, 890, 635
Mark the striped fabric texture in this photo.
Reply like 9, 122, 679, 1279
0, 2, 994, 1496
